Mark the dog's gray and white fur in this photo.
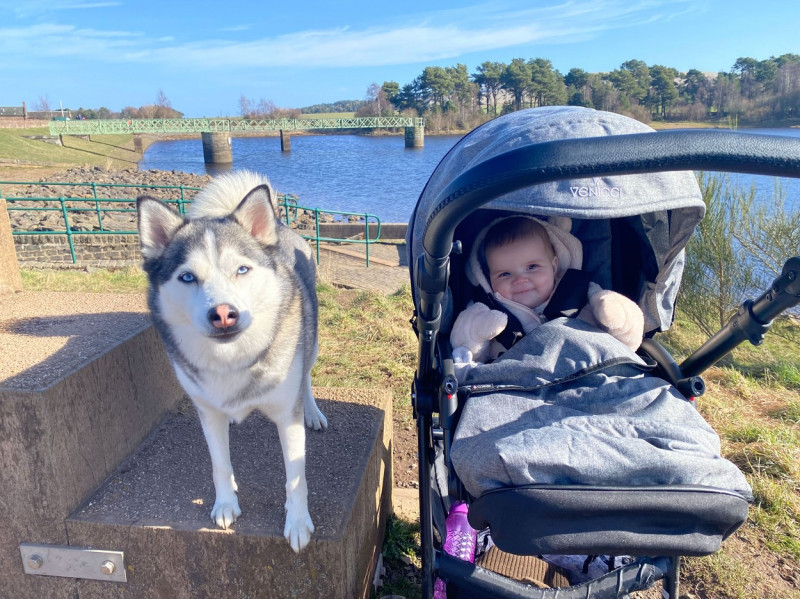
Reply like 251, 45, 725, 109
137, 170, 327, 552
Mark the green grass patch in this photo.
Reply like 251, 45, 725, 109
686, 548, 783, 599
21, 266, 148, 293
381, 515, 422, 599
772, 397, 800, 423
768, 362, 800, 389
748, 474, 800, 560
0, 127, 137, 169
314, 283, 417, 426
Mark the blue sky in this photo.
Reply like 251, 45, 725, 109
2, 0, 798, 118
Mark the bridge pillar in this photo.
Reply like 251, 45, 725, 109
201, 131, 232, 164
404, 125, 424, 148
280, 130, 291, 152
133, 134, 143, 154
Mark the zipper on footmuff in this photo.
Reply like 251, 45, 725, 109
458, 354, 658, 399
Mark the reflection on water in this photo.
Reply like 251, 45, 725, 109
139, 128, 800, 223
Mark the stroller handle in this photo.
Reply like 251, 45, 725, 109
421, 130, 800, 262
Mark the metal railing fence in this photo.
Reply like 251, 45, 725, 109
1, 180, 381, 265
49, 116, 425, 135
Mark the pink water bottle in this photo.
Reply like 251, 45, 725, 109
433, 501, 477, 598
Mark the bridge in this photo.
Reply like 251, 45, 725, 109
48, 116, 426, 164
48, 116, 424, 135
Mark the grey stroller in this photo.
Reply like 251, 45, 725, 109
407, 106, 800, 598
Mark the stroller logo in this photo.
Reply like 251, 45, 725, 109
570, 178, 622, 198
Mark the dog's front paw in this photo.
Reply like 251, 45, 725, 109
284, 508, 315, 552
304, 402, 328, 431
210, 498, 241, 529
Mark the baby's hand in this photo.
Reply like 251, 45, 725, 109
450, 302, 508, 363
587, 283, 644, 351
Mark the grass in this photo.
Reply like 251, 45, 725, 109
0, 127, 139, 170
663, 309, 800, 595
314, 282, 417, 427
381, 516, 422, 598
21, 266, 148, 293
15, 268, 800, 598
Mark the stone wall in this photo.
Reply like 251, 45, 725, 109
0, 117, 51, 129
14, 234, 141, 265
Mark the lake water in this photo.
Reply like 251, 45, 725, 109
139, 127, 800, 223
140, 134, 463, 223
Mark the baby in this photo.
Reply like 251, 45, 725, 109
484, 216, 558, 321
451, 215, 644, 369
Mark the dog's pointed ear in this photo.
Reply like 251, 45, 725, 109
233, 184, 279, 246
137, 196, 185, 259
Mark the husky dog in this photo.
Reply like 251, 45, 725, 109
136, 170, 327, 553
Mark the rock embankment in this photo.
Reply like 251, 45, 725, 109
4, 166, 211, 232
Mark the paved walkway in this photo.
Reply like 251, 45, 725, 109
315, 241, 410, 293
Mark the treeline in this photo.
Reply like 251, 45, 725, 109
355, 54, 800, 132
33, 89, 183, 121
301, 99, 367, 114
71, 105, 184, 120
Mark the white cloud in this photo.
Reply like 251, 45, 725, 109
221, 25, 251, 32
1, 0, 697, 69
0, 0, 121, 17
0, 23, 139, 61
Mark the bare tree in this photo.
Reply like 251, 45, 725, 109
154, 89, 172, 118
356, 83, 393, 117
238, 95, 253, 118
256, 98, 277, 117
32, 95, 51, 114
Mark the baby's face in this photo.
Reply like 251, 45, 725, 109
486, 236, 557, 309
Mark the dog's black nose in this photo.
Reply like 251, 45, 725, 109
208, 304, 238, 329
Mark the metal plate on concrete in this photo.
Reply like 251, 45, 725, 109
19, 543, 126, 582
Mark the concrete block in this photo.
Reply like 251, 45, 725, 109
66, 388, 393, 599
0, 199, 23, 295
0, 313, 185, 599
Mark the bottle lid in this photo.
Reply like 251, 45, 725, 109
450, 501, 468, 515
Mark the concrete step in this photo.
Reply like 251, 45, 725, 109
0, 300, 185, 599
65, 387, 393, 599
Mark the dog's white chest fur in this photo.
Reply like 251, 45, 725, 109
174, 350, 304, 423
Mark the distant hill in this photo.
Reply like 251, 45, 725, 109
301, 100, 366, 114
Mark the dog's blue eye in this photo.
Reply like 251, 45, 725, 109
237, 265, 251, 276
178, 272, 196, 283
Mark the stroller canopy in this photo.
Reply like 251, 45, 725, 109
407, 106, 706, 334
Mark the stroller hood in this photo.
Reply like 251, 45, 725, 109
407, 106, 706, 334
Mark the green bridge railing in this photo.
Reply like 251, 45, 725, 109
1, 180, 381, 266
49, 116, 425, 135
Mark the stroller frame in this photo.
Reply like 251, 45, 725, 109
411, 127, 800, 599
